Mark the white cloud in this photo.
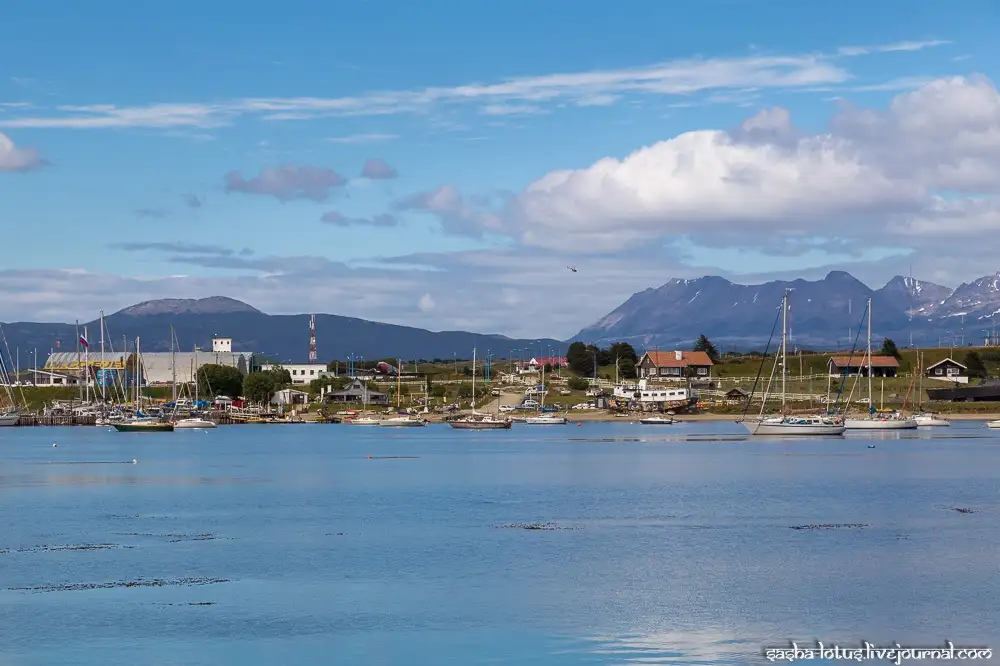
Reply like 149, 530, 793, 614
479, 104, 546, 116
398, 75, 1000, 254
837, 39, 950, 57
0, 131, 43, 171
0, 49, 863, 129
225, 164, 346, 201
325, 133, 398, 144
418, 293, 435, 312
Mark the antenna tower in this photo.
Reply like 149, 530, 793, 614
309, 315, 317, 363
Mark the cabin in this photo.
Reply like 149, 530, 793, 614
827, 355, 899, 378
924, 358, 969, 384
271, 388, 310, 406
637, 351, 714, 379
829, 355, 901, 378
323, 378, 388, 405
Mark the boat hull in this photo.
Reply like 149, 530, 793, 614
0, 413, 19, 426
173, 419, 217, 429
986, 420, 1000, 429
378, 419, 426, 427
639, 418, 676, 425
844, 418, 917, 430
742, 420, 845, 436
113, 422, 174, 432
523, 416, 567, 425
914, 417, 950, 427
449, 420, 512, 430
347, 418, 380, 426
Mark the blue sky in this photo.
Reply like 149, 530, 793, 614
2, 0, 999, 337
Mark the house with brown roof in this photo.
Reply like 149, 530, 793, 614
637, 350, 714, 379
827, 355, 899, 378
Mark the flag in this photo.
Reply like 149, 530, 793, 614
79, 334, 89, 349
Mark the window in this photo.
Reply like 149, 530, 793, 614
310, 370, 316, 375
934, 368, 943, 375
697, 367, 708, 375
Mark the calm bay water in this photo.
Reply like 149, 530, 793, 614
2, 420, 999, 665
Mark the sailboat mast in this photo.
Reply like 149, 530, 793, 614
472, 347, 477, 413
170, 325, 177, 404
867, 298, 873, 413
84, 325, 90, 404
781, 291, 787, 412
396, 357, 401, 409
99, 311, 105, 403
194, 346, 199, 403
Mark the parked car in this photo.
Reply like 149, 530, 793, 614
499, 405, 515, 413
559, 389, 572, 396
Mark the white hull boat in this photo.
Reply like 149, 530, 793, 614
173, 417, 217, 429
986, 420, 1000, 429
523, 415, 567, 425
913, 413, 950, 427
639, 416, 676, 425
0, 411, 20, 426
743, 416, 846, 436
844, 417, 917, 430
378, 417, 427, 427
348, 416, 381, 426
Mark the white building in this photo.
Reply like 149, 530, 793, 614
212, 337, 232, 353
262, 363, 330, 385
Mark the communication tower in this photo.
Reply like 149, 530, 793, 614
309, 315, 317, 363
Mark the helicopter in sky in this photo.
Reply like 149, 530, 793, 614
567, 265, 578, 273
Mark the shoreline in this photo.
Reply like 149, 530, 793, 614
395, 411, 1000, 424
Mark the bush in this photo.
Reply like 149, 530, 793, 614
567, 377, 589, 391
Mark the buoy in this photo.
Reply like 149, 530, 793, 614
132, 458, 138, 464
577, 423, 582, 427
52, 443, 57, 448
867, 445, 875, 449
366, 455, 372, 459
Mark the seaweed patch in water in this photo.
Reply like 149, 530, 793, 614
115, 532, 224, 542
0, 543, 134, 554
789, 523, 869, 531
9, 576, 231, 593
494, 522, 577, 531
953, 507, 976, 514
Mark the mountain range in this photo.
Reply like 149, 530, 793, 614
573, 270, 1000, 350
0, 297, 561, 367
4, 269, 1000, 368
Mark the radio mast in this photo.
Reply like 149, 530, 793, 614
309, 315, 317, 364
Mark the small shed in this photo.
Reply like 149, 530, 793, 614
725, 387, 750, 404
271, 388, 310, 406
925, 357, 969, 384
828, 355, 899, 378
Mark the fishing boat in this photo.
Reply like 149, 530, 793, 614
0, 410, 20, 426
449, 347, 512, 430
639, 415, 676, 425
740, 291, 845, 436
378, 416, 427, 427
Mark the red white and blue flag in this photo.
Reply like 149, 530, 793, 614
79, 334, 89, 349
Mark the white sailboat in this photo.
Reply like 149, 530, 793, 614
844, 298, 917, 430
741, 291, 845, 436
523, 362, 567, 425
639, 416, 676, 425
912, 352, 950, 427
172, 338, 216, 429
450, 347, 513, 429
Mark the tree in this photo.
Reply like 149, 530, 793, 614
267, 366, 292, 387
881, 338, 901, 360
567, 376, 589, 391
965, 351, 987, 379
243, 371, 277, 404
457, 381, 473, 398
197, 364, 244, 398
566, 341, 595, 377
543, 363, 553, 373
693, 334, 720, 363
429, 384, 448, 398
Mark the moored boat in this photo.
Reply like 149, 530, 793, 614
113, 419, 174, 432
378, 416, 427, 427
173, 417, 217, 429
639, 416, 676, 425
347, 415, 380, 426
744, 415, 846, 436
523, 414, 567, 425
449, 414, 512, 430
912, 413, 950, 427
0, 410, 20, 426
844, 414, 918, 430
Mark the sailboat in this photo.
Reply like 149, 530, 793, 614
524, 362, 567, 425
0, 324, 23, 425
380, 358, 427, 426
114, 337, 174, 432
910, 352, 950, 427
741, 291, 845, 436
173, 344, 217, 429
450, 348, 512, 429
844, 299, 916, 430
